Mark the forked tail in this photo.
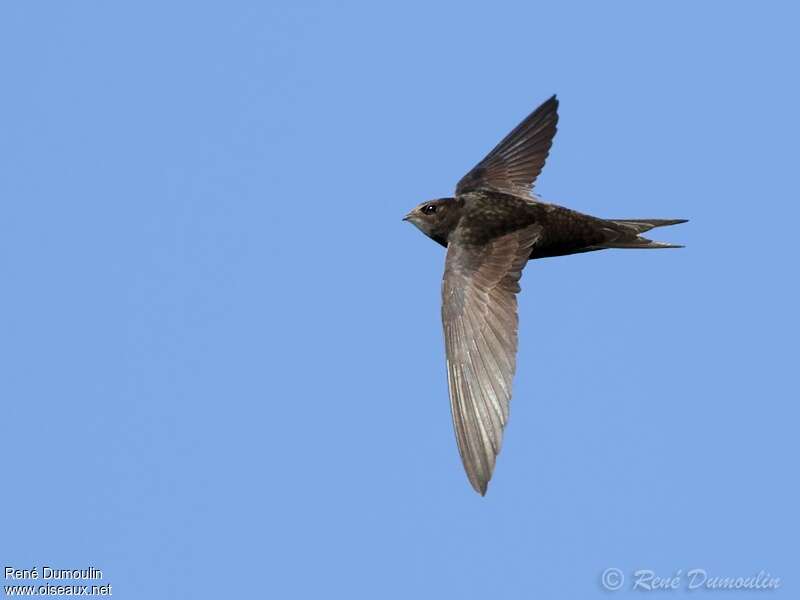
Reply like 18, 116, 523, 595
600, 218, 688, 249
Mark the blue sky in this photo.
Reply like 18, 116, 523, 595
1, 1, 798, 598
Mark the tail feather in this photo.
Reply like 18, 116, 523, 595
598, 218, 688, 250
601, 238, 685, 249
609, 218, 688, 234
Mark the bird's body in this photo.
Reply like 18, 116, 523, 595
404, 96, 686, 495
419, 191, 685, 259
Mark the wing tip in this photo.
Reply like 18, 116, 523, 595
471, 479, 489, 496
542, 94, 559, 113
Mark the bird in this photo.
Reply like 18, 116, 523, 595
403, 95, 686, 495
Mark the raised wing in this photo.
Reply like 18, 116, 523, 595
441, 223, 542, 494
455, 96, 559, 197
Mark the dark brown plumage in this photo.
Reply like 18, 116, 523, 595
404, 95, 686, 495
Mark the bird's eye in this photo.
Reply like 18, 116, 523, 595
421, 204, 437, 215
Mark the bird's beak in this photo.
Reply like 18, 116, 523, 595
402, 211, 414, 222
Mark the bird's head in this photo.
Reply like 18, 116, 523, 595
403, 198, 461, 246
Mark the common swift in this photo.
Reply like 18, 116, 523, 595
404, 95, 686, 495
